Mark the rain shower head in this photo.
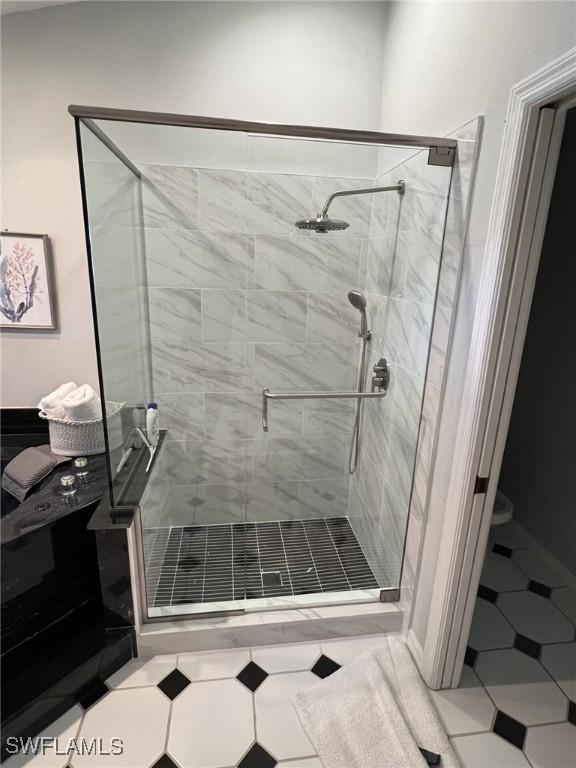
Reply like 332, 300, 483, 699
295, 180, 405, 234
294, 215, 349, 233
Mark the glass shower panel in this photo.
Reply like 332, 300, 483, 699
351, 145, 452, 593
79, 122, 152, 507
113, 123, 251, 616
244, 134, 452, 607
76, 116, 452, 619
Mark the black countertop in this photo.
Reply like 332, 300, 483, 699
1, 454, 108, 544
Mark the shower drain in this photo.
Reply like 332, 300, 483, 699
261, 571, 283, 587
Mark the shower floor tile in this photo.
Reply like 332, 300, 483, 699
145, 517, 379, 608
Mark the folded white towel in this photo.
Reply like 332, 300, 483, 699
38, 382, 78, 419
62, 384, 102, 422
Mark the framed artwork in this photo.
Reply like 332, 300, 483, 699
0, 232, 57, 329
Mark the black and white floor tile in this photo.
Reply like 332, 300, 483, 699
5, 635, 388, 767
7, 522, 574, 767
145, 518, 379, 608
430, 522, 576, 768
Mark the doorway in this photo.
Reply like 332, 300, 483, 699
451, 107, 576, 765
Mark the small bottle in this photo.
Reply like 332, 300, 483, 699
146, 403, 159, 447
74, 456, 89, 482
60, 474, 77, 497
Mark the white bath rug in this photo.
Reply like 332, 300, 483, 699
294, 635, 461, 768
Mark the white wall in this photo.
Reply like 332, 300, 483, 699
377, 1, 576, 652
0, 0, 387, 406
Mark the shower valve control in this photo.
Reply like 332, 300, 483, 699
371, 358, 390, 393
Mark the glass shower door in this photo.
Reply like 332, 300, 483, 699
77, 115, 452, 620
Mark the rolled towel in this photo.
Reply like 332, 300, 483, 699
38, 381, 78, 419
62, 384, 102, 422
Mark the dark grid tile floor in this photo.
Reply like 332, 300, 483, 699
145, 517, 379, 608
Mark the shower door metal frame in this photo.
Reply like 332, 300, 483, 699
68, 104, 456, 165
71, 104, 455, 622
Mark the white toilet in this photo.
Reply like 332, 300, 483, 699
492, 489, 514, 526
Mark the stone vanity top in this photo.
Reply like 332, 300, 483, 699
1, 454, 108, 544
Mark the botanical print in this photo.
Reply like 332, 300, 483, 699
0, 233, 55, 328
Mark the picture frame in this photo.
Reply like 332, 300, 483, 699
0, 232, 57, 330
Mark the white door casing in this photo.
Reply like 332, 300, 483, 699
419, 48, 576, 690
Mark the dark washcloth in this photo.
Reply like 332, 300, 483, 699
2, 445, 70, 502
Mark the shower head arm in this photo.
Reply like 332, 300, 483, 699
319, 180, 405, 218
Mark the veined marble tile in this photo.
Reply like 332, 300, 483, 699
311, 176, 372, 237
366, 233, 396, 296
417, 379, 441, 474
245, 394, 303, 438
383, 423, 417, 510
205, 482, 246, 524
388, 364, 424, 445
253, 234, 362, 292
205, 392, 251, 440
91, 224, 145, 288
198, 169, 248, 232
84, 161, 140, 228
363, 406, 389, 475
157, 439, 249, 485
141, 164, 199, 229
385, 298, 433, 378
204, 392, 302, 440
401, 225, 444, 304
247, 171, 313, 234
148, 287, 201, 343
401, 513, 423, 592
152, 341, 248, 393
155, 392, 205, 441
427, 304, 451, 388
348, 455, 384, 523
398, 185, 449, 233
249, 436, 348, 483
247, 290, 307, 342
301, 398, 355, 439
246, 481, 300, 522
299, 477, 349, 518
158, 485, 208, 527
347, 468, 387, 587
306, 291, 359, 344
436, 220, 462, 308
145, 229, 249, 289
201, 289, 247, 341
369, 182, 403, 238
380, 478, 408, 582
254, 342, 356, 392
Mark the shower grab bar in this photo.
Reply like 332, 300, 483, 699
262, 388, 386, 432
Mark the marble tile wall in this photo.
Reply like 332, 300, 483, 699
347, 148, 452, 589
140, 165, 374, 527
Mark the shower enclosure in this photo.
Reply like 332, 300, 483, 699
72, 106, 454, 621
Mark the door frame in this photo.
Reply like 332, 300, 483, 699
422, 48, 576, 689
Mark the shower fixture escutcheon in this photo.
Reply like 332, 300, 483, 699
295, 179, 405, 233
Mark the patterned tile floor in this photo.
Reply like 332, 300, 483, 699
144, 518, 379, 608
430, 521, 576, 768
6, 523, 574, 767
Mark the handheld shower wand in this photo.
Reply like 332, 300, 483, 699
347, 290, 371, 474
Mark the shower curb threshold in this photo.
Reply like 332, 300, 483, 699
137, 602, 402, 655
